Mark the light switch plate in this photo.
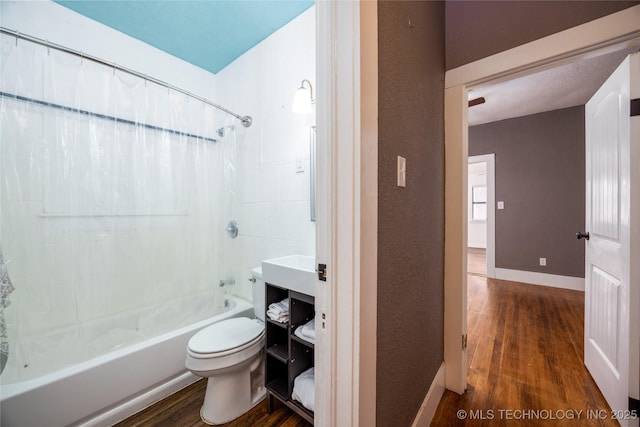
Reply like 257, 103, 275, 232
397, 156, 406, 188
497, 201, 504, 210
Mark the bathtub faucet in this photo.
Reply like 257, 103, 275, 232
219, 278, 235, 287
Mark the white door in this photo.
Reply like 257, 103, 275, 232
584, 54, 636, 421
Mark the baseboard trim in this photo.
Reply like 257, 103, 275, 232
75, 371, 200, 427
495, 268, 585, 291
411, 362, 446, 427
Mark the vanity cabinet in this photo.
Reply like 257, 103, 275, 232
265, 283, 315, 424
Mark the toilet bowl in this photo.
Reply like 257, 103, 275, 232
185, 268, 266, 425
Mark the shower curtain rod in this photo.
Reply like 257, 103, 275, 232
0, 27, 253, 128
0, 91, 219, 144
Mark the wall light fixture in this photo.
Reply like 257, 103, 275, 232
292, 79, 315, 114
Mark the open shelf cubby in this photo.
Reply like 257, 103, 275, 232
265, 283, 315, 424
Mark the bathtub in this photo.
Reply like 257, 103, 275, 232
0, 295, 254, 427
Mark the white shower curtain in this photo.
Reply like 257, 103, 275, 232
0, 34, 237, 383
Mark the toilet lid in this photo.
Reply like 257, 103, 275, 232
188, 317, 264, 354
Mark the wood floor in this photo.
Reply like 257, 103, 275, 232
114, 380, 311, 427
432, 272, 617, 426
467, 247, 487, 276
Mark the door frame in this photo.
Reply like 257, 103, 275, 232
467, 154, 496, 278
315, 1, 377, 425
443, 5, 640, 393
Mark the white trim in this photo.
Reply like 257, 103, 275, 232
410, 363, 446, 427
444, 84, 468, 394
314, 1, 334, 424
627, 55, 639, 401
315, 1, 363, 425
494, 268, 585, 291
631, 116, 640, 399
444, 4, 640, 395
359, 1, 378, 425
75, 372, 198, 427
468, 154, 496, 278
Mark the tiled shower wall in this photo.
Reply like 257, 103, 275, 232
215, 6, 317, 301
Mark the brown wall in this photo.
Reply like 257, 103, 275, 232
377, 2, 445, 426
469, 107, 585, 277
445, 0, 639, 70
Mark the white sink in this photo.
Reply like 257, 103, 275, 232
262, 255, 315, 296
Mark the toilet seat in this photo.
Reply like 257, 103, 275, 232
188, 317, 264, 359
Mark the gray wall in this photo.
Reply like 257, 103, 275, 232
469, 107, 585, 277
445, 0, 639, 70
377, 2, 445, 426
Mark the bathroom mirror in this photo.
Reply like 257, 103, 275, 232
310, 126, 316, 222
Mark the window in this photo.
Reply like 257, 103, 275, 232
472, 186, 487, 221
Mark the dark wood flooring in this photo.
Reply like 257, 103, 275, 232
114, 379, 311, 427
432, 275, 617, 426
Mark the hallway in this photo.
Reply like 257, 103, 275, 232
432, 274, 618, 426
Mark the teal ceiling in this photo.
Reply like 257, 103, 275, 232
55, 0, 314, 74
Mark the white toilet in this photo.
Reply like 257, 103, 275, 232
185, 267, 266, 425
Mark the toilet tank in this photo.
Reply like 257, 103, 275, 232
251, 266, 265, 322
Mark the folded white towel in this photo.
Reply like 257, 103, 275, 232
294, 323, 315, 344
300, 318, 315, 340
267, 299, 289, 315
266, 310, 289, 323
292, 367, 314, 412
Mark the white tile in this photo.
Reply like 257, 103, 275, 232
237, 202, 269, 238
282, 160, 310, 202
237, 167, 259, 204
267, 201, 315, 242
238, 235, 268, 271
257, 164, 283, 202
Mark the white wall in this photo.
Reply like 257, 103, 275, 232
215, 6, 317, 301
468, 162, 487, 248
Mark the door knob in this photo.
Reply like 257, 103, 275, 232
576, 232, 590, 240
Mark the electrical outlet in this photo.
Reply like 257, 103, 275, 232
539, 257, 547, 267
